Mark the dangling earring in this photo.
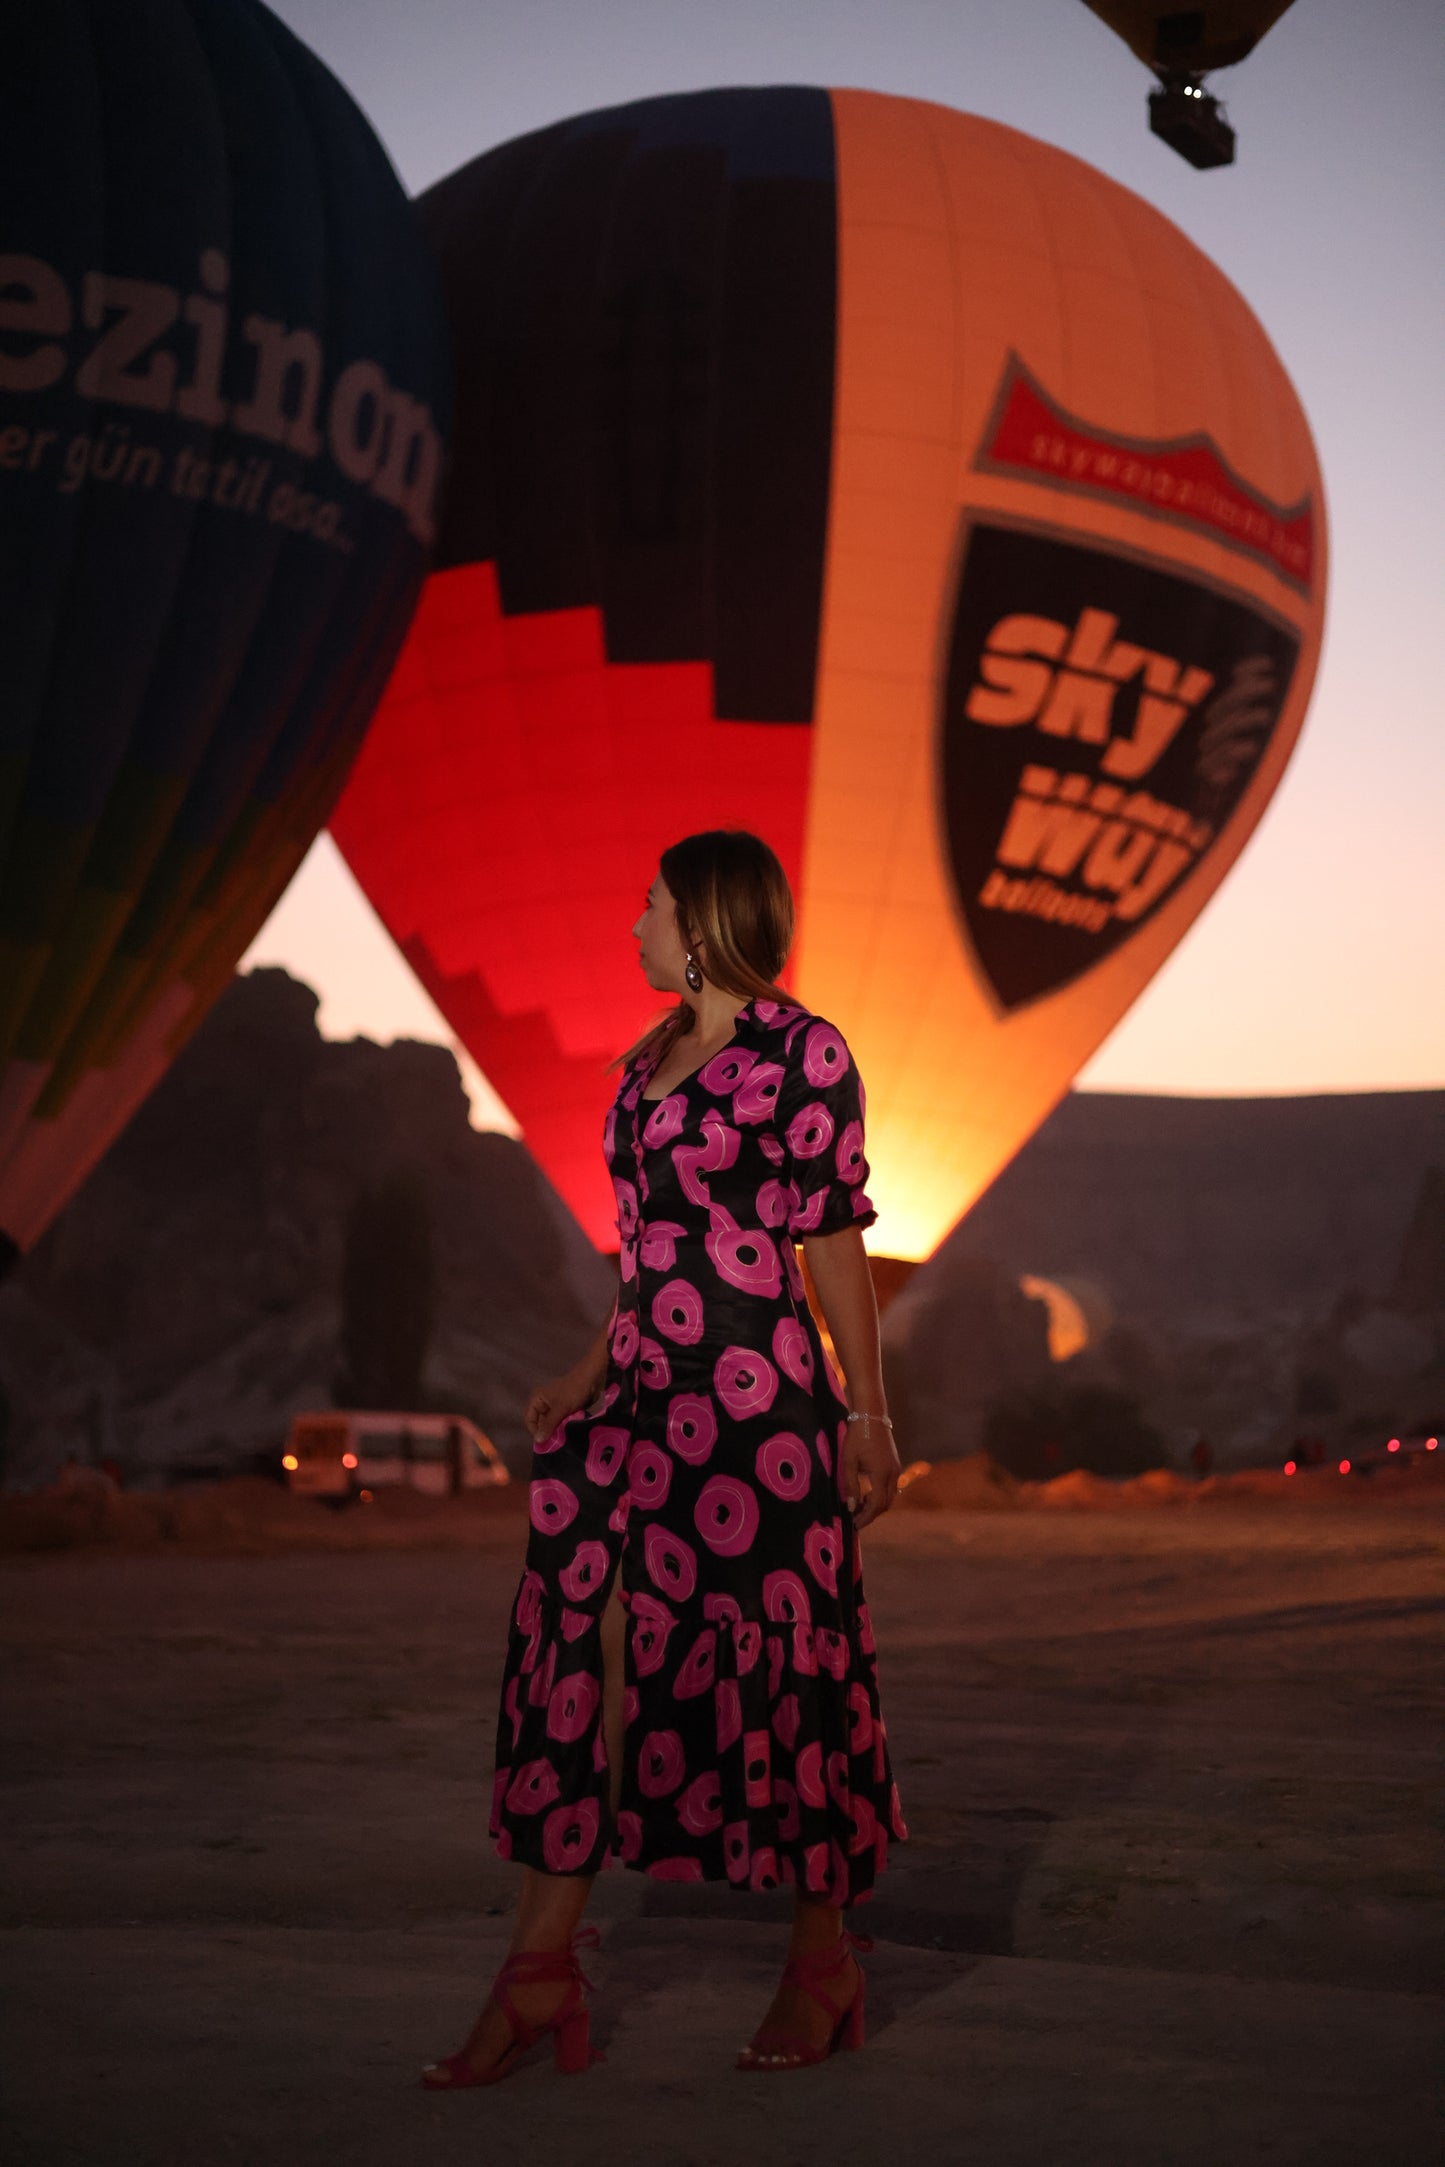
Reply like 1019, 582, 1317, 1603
684, 951, 704, 993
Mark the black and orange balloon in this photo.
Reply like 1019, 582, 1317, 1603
330, 88, 1326, 1256
0, 0, 447, 1275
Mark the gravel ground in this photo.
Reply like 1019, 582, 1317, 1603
2, 1495, 1442, 2166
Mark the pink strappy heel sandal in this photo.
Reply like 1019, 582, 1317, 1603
735, 1930, 874, 2072
421, 1927, 604, 2089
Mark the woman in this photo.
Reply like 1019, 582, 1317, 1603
423, 829, 905, 2089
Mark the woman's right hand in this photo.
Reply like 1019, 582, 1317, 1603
524, 1365, 596, 1444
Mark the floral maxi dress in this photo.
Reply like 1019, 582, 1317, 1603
490, 996, 907, 1904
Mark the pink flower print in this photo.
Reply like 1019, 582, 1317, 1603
816, 1425, 833, 1477
804, 1841, 830, 1895
639, 1218, 687, 1271
734, 1620, 762, 1673
673, 1627, 717, 1699
723, 1821, 751, 1884
495, 1828, 514, 1860
772, 1775, 801, 1843
847, 1682, 874, 1754
762, 1568, 811, 1625
526, 1641, 558, 1706
754, 1178, 791, 1228
755, 1429, 811, 1502
714, 1344, 778, 1419
626, 1440, 672, 1512
698, 1045, 755, 1095
804, 1518, 842, 1595
826, 1750, 851, 1809
749, 1848, 780, 1892
754, 998, 802, 1029
559, 1539, 610, 1603
603, 1106, 617, 1156
666, 1391, 717, 1463
889, 1781, 908, 1839
637, 1337, 671, 1392
623, 1684, 640, 1728
703, 1591, 742, 1628
705, 1215, 782, 1298
856, 1600, 877, 1656
546, 1669, 600, 1744
612, 1177, 640, 1239
673, 1107, 740, 1205
607, 1492, 632, 1536
785, 1100, 834, 1160
715, 1677, 742, 1752
638, 1728, 686, 1798
759, 1135, 785, 1167
803, 1020, 849, 1086
772, 1315, 814, 1388
647, 1854, 706, 1881
585, 1425, 629, 1486
615, 1809, 642, 1863
505, 1757, 561, 1816
815, 1627, 849, 1679
529, 1478, 578, 1536
652, 1277, 704, 1344
630, 1591, 677, 1676
851, 1189, 872, 1219
795, 1742, 826, 1808
791, 1623, 818, 1677
772, 1693, 801, 1752
787, 1187, 828, 1237
676, 1769, 723, 1835
643, 1522, 698, 1602
694, 1474, 760, 1557
561, 1608, 592, 1642
592, 1731, 608, 1774
610, 1312, 639, 1367
641, 1093, 687, 1148
781, 1240, 805, 1299
828, 1839, 851, 1909
835, 1120, 866, 1186
514, 1570, 545, 1634
767, 1636, 784, 1698
848, 1794, 878, 1858
873, 1724, 888, 1786
731, 1060, 785, 1126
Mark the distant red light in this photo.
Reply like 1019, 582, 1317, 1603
1387, 1438, 1400, 1452
1338, 1459, 1351, 1474
1283, 1460, 1297, 1475
1428, 1438, 1439, 1452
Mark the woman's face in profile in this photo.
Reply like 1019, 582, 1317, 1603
632, 871, 689, 993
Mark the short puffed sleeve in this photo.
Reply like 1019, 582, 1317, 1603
774, 1015, 877, 1240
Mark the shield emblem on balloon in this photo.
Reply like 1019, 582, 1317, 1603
329, 87, 1326, 1257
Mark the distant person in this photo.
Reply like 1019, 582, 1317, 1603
422, 830, 906, 2089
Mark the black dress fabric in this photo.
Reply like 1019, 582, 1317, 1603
489, 995, 906, 1902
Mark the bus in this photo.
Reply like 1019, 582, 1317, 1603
281, 1411, 510, 1503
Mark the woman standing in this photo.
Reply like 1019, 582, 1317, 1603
424, 830, 905, 2088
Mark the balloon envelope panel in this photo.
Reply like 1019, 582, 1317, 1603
330, 88, 1325, 1258
0, 0, 447, 1267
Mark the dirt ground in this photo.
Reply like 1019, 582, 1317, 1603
2, 1487, 1442, 2167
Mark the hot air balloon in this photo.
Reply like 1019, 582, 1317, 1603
328, 87, 1326, 1260
0, 0, 447, 1278
1081, 1, 1299, 166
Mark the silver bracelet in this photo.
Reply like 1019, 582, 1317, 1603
845, 1411, 893, 1429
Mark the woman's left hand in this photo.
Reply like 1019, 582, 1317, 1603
843, 1415, 901, 1530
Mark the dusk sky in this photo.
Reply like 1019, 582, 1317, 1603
243, 0, 1444, 1133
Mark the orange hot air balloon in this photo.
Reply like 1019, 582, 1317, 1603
329, 88, 1326, 1259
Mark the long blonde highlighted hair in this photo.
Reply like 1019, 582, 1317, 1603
617, 830, 795, 1070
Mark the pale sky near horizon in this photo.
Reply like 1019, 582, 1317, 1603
241, 0, 1445, 1136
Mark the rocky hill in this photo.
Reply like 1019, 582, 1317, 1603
884, 1088, 1445, 1465
0, 968, 613, 1488
1, 967, 1440, 1486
